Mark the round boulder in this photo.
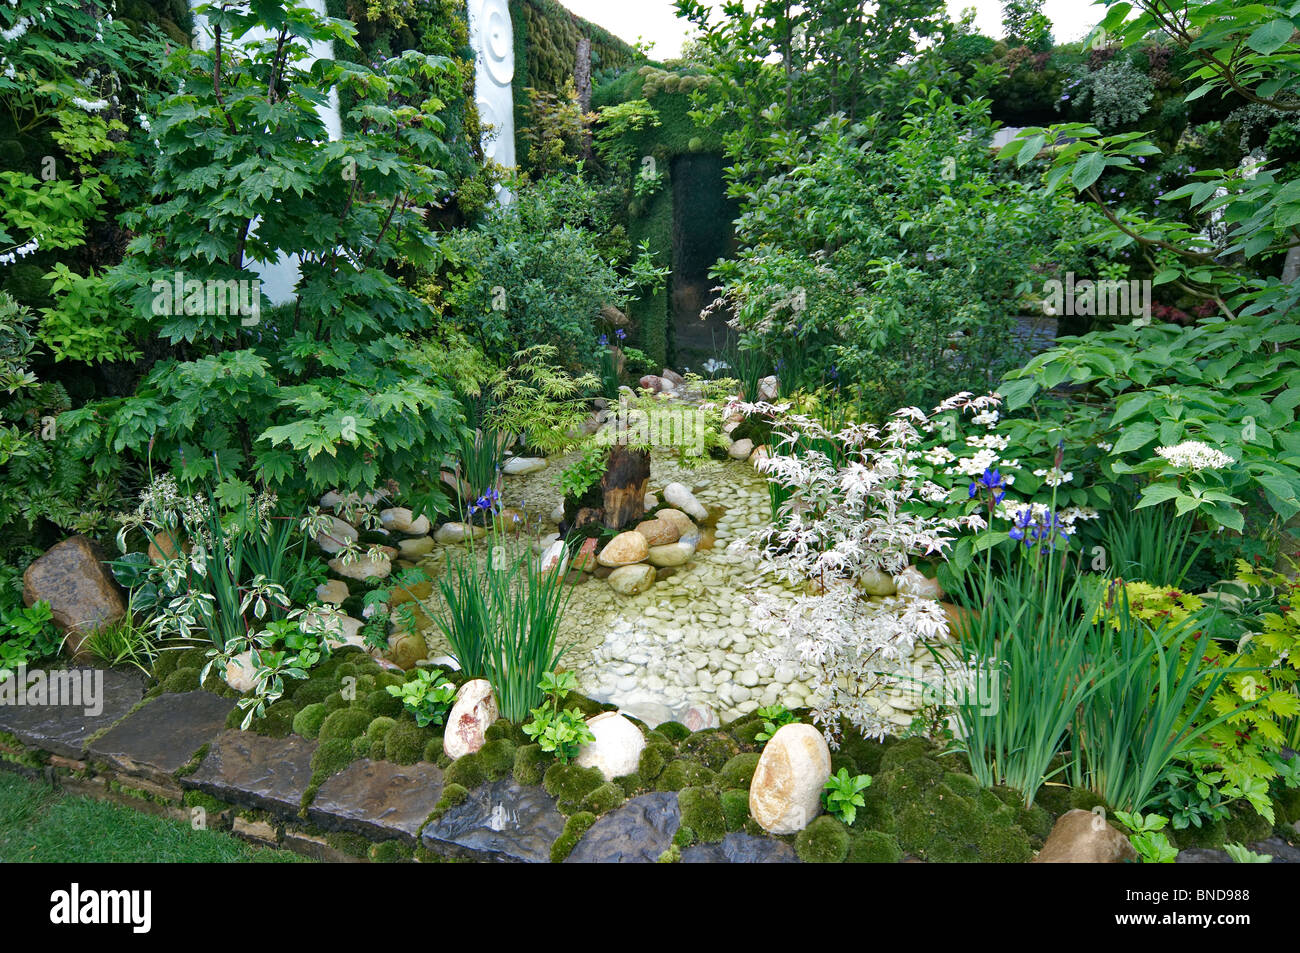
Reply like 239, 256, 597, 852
749, 723, 832, 835
575, 712, 646, 781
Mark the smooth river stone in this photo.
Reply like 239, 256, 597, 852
597, 531, 649, 567
749, 723, 831, 835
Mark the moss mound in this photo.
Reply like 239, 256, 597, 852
581, 781, 625, 815
678, 786, 726, 843
319, 708, 373, 743
847, 829, 903, 863
543, 763, 606, 814
678, 730, 741, 771
551, 811, 597, 862
796, 815, 850, 863
513, 743, 550, 786
292, 703, 329, 739
656, 758, 715, 792
721, 789, 750, 831
717, 752, 760, 790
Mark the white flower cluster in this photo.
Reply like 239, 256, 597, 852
0, 236, 39, 266
0, 16, 29, 42
733, 400, 984, 742
1155, 441, 1235, 472
71, 96, 108, 112
1033, 466, 1073, 487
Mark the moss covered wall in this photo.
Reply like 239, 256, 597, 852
508, 0, 637, 163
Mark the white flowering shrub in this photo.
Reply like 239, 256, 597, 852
729, 398, 987, 743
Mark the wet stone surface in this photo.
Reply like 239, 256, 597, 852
564, 792, 680, 864
680, 831, 799, 864
0, 668, 146, 759
86, 690, 235, 780
308, 759, 443, 844
422, 778, 565, 863
183, 730, 318, 818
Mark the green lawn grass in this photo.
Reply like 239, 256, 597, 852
0, 770, 306, 863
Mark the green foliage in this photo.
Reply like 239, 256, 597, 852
385, 668, 456, 728
440, 171, 663, 371
523, 671, 595, 764
0, 597, 64, 676
1116, 811, 1179, 863
65, 0, 464, 497
823, 768, 874, 826
753, 704, 797, 743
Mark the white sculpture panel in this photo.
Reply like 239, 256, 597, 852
467, 0, 517, 202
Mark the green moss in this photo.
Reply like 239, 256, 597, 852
656, 758, 715, 792
1171, 817, 1228, 851
672, 824, 697, 847
581, 781, 625, 815
542, 762, 605, 814
252, 699, 297, 738
484, 719, 528, 745
678, 786, 726, 843
369, 840, 412, 863
383, 719, 435, 765
473, 738, 515, 780
1067, 788, 1109, 814
613, 773, 643, 798
181, 790, 232, 816
637, 743, 670, 782
550, 811, 597, 863
943, 772, 982, 799
151, 649, 181, 681
430, 783, 469, 820
718, 752, 760, 790
364, 689, 403, 718
655, 721, 690, 742
796, 815, 850, 863
322, 692, 348, 712
291, 678, 335, 707
444, 752, 486, 789
292, 703, 329, 739
678, 730, 741, 771
318, 708, 372, 743
895, 782, 1032, 863
847, 829, 903, 863
877, 736, 933, 772
721, 788, 750, 831
642, 730, 671, 747
1017, 804, 1054, 843
310, 738, 356, 782
513, 743, 550, 786
178, 647, 207, 670
729, 717, 766, 746
1276, 788, 1300, 826
326, 830, 371, 859
1032, 783, 1073, 817
161, 667, 200, 694
1224, 800, 1273, 845
656, 844, 681, 863
422, 736, 444, 763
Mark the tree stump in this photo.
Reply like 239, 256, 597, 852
601, 445, 650, 530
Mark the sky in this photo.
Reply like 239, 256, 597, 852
559, 0, 1105, 60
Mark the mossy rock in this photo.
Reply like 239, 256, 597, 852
253, 699, 298, 738
717, 752, 760, 790
894, 781, 1033, 863
613, 773, 643, 798
310, 738, 356, 782
1224, 800, 1273, 845
357, 716, 396, 756
369, 840, 412, 863
430, 783, 469, 820
178, 647, 208, 670
1170, 817, 1228, 851
877, 736, 933, 772
161, 667, 201, 694
678, 730, 741, 771
721, 789, 750, 831
568, 693, 608, 718
444, 751, 487, 789
1017, 804, 1054, 843
1032, 783, 1073, 817
581, 781, 625, 815
847, 829, 903, 863
319, 707, 372, 743
678, 786, 726, 843
728, 717, 766, 746
364, 689, 404, 718
477, 738, 517, 781
322, 692, 349, 712
1275, 788, 1300, 826
292, 703, 329, 740
943, 772, 982, 799
543, 762, 606, 814
655, 721, 690, 743
383, 719, 435, 765
423, 736, 444, 763
513, 743, 550, 786
291, 678, 335, 707
326, 830, 371, 859
484, 719, 528, 745
151, 649, 181, 681
551, 811, 597, 862
656, 758, 715, 792
637, 743, 671, 782
795, 815, 850, 863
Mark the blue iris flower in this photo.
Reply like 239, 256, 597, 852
969, 468, 1007, 505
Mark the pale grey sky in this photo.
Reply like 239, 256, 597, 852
561, 0, 1103, 59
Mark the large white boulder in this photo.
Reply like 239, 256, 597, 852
575, 712, 646, 781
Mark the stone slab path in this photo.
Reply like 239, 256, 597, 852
564, 792, 681, 863
422, 778, 565, 863
307, 759, 444, 844
87, 690, 235, 782
0, 668, 145, 759
184, 730, 318, 819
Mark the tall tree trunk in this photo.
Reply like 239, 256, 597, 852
601, 446, 650, 530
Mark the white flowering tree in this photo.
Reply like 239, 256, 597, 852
730, 398, 987, 743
